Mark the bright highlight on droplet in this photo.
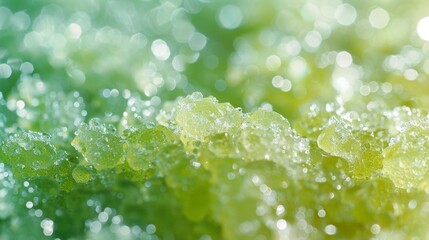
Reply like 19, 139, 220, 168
417, 16, 429, 41
369, 8, 390, 29
151, 39, 171, 61
218, 5, 243, 29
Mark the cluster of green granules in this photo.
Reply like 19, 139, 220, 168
1, 84, 429, 239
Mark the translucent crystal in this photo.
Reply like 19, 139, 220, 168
317, 115, 385, 179
72, 118, 123, 170
294, 103, 335, 140
166, 92, 243, 146
239, 109, 309, 169
123, 125, 175, 171
2, 131, 58, 171
382, 119, 429, 190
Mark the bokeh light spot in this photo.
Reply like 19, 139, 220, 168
335, 4, 357, 26
417, 16, 429, 41
336, 51, 353, 68
151, 39, 171, 61
218, 5, 243, 29
68, 23, 82, 39
369, 8, 390, 29
0, 63, 12, 78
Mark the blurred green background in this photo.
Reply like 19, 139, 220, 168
1, 0, 429, 122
